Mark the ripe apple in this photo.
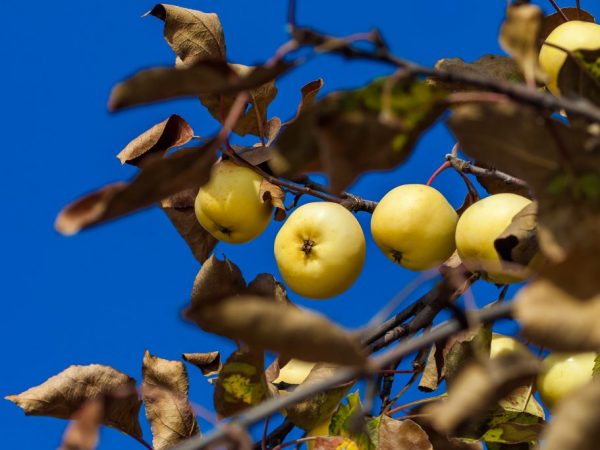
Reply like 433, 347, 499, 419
490, 333, 532, 359
539, 21, 600, 95
370, 184, 458, 271
455, 193, 532, 283
273, 359, 316, 386
274, 202, 366, 299
194, 160, 272, 243
537, 352, 596, 408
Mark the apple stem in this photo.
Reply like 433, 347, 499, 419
426, 161, 451, 186
547, 0, 569, 22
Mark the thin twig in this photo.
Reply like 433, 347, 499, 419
445, 154, 529, 189
386, 393, 447, 416
254, 419, 295, 450
547, 0, 569, 22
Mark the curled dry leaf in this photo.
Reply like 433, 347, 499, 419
259, 179, 286, 221
182, 352, 221, 377
540, 378, 600, 450
189, 254, 247, 308
286, 363, 352, 431
5, 364, 142, 438
448, 102, 600, 261
58, 400, 103, 450
423, 353, 540, 436
494, 202, 540, 268
142, 351, 199, 450
56, 141, 217, 235
271, 78, 446, 194
376, 416, 433, 450
540, 7, 595, 40
109, 60, 290, 112
186, 295, 366, 366
160, 189, 218, 263
246, 273, 290, 304
199, 63, 278, 137
148, 4, 226, 66
431, 55, 523, 91
314, 436, 359, 450
117, 115, 194, 166
412, 415, 483, 450
499, 4, 546, 86
213, 350, 268, 417
287, 78, 325, 124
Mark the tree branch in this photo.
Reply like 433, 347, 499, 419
445, 154, 529, 189
170, 302, 513, 450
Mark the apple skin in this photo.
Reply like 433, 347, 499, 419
539, 21, 600, 95
537, 352, 596, 408
370, 184, 458, 271
194, 160, 272, 244
490, 333, 532, 359
273, 359, 316, 386
274, 202, 366, 299
455, 193, 532, 284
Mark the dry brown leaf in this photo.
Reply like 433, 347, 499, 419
199, 64, 278, 137
540, 7, 595, 40
287, 79, 324, 123
58, 400, 103, 450
423, 353, 540, 436
378, 417, 433, 450
412, 416, 483, 450
186, 295, 366, 366
494, 202, 540, 268
182, 352, 221, 377
259, 179, 286, 221
6, 365, 142, 438
286, 363, 353, 430
246, 273, 290, 304
117, 115, 194, 166
271, 78, 446, 194
109, 61, 290, 112
213, 350, 268, 417
499, 4, 546, 86
431, 55, 523, 91
148, 4, 226, 66
419, 345, 445, 392
539, 377, 600, 450
142, 351, 199, 450
56, 141, 217, 235
314, 436, 358, 449
189, 254, 247, 308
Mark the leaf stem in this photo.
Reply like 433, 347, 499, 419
426, 161, 451, 186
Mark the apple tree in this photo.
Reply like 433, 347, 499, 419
6, 1, 600, 450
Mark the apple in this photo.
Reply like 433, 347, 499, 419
195, 160, 272, 243
455, 193, 532, 283
539, 20, 600, 95
274, 202, 366, 299
490, 333, 532, 359
537, 352, 596, 408
273, 359, 316, 386
370, 184, 458, 271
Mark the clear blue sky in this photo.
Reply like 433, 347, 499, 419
1, 1, 595, 448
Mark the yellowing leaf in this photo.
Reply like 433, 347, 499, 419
142, 351, 200, 450
148, 5, 226, 66
499, 4, 546, 86
6, 365, 142, 438
117, 115, 194, 166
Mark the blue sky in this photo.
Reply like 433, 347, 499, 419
1, 0, 595, 448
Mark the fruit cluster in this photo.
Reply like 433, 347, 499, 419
194, 161, 538, 300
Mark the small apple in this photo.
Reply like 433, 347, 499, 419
274, 202, 366, 299
273, 359, 316, 386
370, 184, 458, 271
490, 333, 532, 359
539, 20, 600, 95
537, 352, 596, 408
455, 193, 532, 283
195, 160, 272, 243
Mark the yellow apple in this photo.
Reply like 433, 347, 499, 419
455, 193, 532, 283
370, 184, 458, 271
490, 333, 532, 359
539, 20, 600, 95
537, 352, 596, 408
194, 160, 272, 243
274, 202, 366, 299
273, 359, 316, 386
